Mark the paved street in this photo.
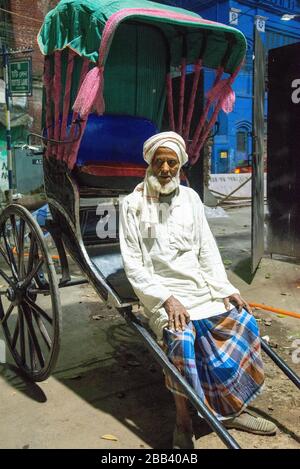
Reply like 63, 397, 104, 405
0, 206, 299, 449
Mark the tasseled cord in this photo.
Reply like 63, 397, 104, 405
73, 65, 105, 118
205, 76, 236, 114
189, 70, 238, 163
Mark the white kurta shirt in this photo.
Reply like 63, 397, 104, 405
119, 185, 239, 339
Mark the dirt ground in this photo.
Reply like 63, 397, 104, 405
0, 205, 299, 449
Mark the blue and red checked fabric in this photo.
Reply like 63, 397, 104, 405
163, 307, 264, 420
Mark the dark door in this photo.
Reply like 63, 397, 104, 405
267, 42, 300, 257
251, 28, 265, 273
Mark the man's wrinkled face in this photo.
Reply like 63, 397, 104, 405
151, 147, 180, 186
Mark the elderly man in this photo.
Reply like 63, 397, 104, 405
119, 131, 277, 449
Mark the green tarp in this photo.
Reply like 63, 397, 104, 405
38, 0, 246, 73
44, 22, 168, 127
38, 0, 247, 129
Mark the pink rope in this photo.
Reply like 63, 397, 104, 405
188, 66, 224, 155
66, 58, 90, 169
52, 51, 62, 158
166, 72, 175, 131
59, 49, 75, 161
177, 57, 186, 135
183, 59, 202, 141
221, 87, 235, 113
191, 63, 242, 164
43, 56, 53, 159
193, 99, 226, 160
73, 65, 104, 117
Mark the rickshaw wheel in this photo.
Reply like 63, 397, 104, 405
0, 204, 61, 381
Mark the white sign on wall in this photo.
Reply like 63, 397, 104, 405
209, 174, 267, 199
255, 16, 267, 32
229, 8, 241, 25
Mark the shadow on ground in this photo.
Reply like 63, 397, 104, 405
0, 364, 47, 403
232, 256, 257, 284
1, 230, 300, 450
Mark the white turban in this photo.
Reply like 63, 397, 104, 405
132, 132, 188, 237
143, 131, 188, 167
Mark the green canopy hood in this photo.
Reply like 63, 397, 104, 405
38, 0, 247, 73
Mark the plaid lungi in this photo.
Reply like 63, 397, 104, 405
163, 307, 264, 420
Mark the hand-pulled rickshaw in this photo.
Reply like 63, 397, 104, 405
0, 0, 299, 449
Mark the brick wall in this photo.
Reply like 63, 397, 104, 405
10, 0, 57, 79
8, 0, 58, 132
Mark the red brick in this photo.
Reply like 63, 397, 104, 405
8, 1, 59, 132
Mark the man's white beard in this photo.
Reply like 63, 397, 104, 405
146, 167, 180, 194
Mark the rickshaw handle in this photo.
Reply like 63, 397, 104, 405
27, 118, 83, 146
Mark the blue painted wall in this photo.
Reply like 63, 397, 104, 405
155, 0, 300, 172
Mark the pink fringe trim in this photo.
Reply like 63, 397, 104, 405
43, 56, 53, 159
67, 58, 90, 169
177, 57, 186, 135
183, 59, 202, 141
190, 64, 242, 163
166, 73, 175, 131
53, 51, 62, 157
73, 66, 104, 118
205, 77, 235, 113
59, 49, 75, 161
222, 87, 235, 113
188, 66, 224, 156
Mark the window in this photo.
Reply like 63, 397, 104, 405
237, 130, 247, 153
0, 1, 14, 49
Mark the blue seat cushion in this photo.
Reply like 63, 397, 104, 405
76, 114, 158, 167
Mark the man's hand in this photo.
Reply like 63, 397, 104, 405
163, 295, 190, 332
223, 293, 252, 315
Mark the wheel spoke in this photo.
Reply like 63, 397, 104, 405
0, 298, 5, 320
27, 237, 49, 290
2, 231, 18, 279
26, 234, 37, 276
24, 296, 53, 325
0, 244, 11, 268
18, 219, 25, 280
11, 317, 20, 350
1, 302, 14, 325
18, 307, 26, 364
31, 308, 52, 351
9, 215, 19, 256
22, 303, 45, 369
0, 268, 14, 287
0, 205, 61, 380
28, 330, 37, 372
22, 258, 44, 290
